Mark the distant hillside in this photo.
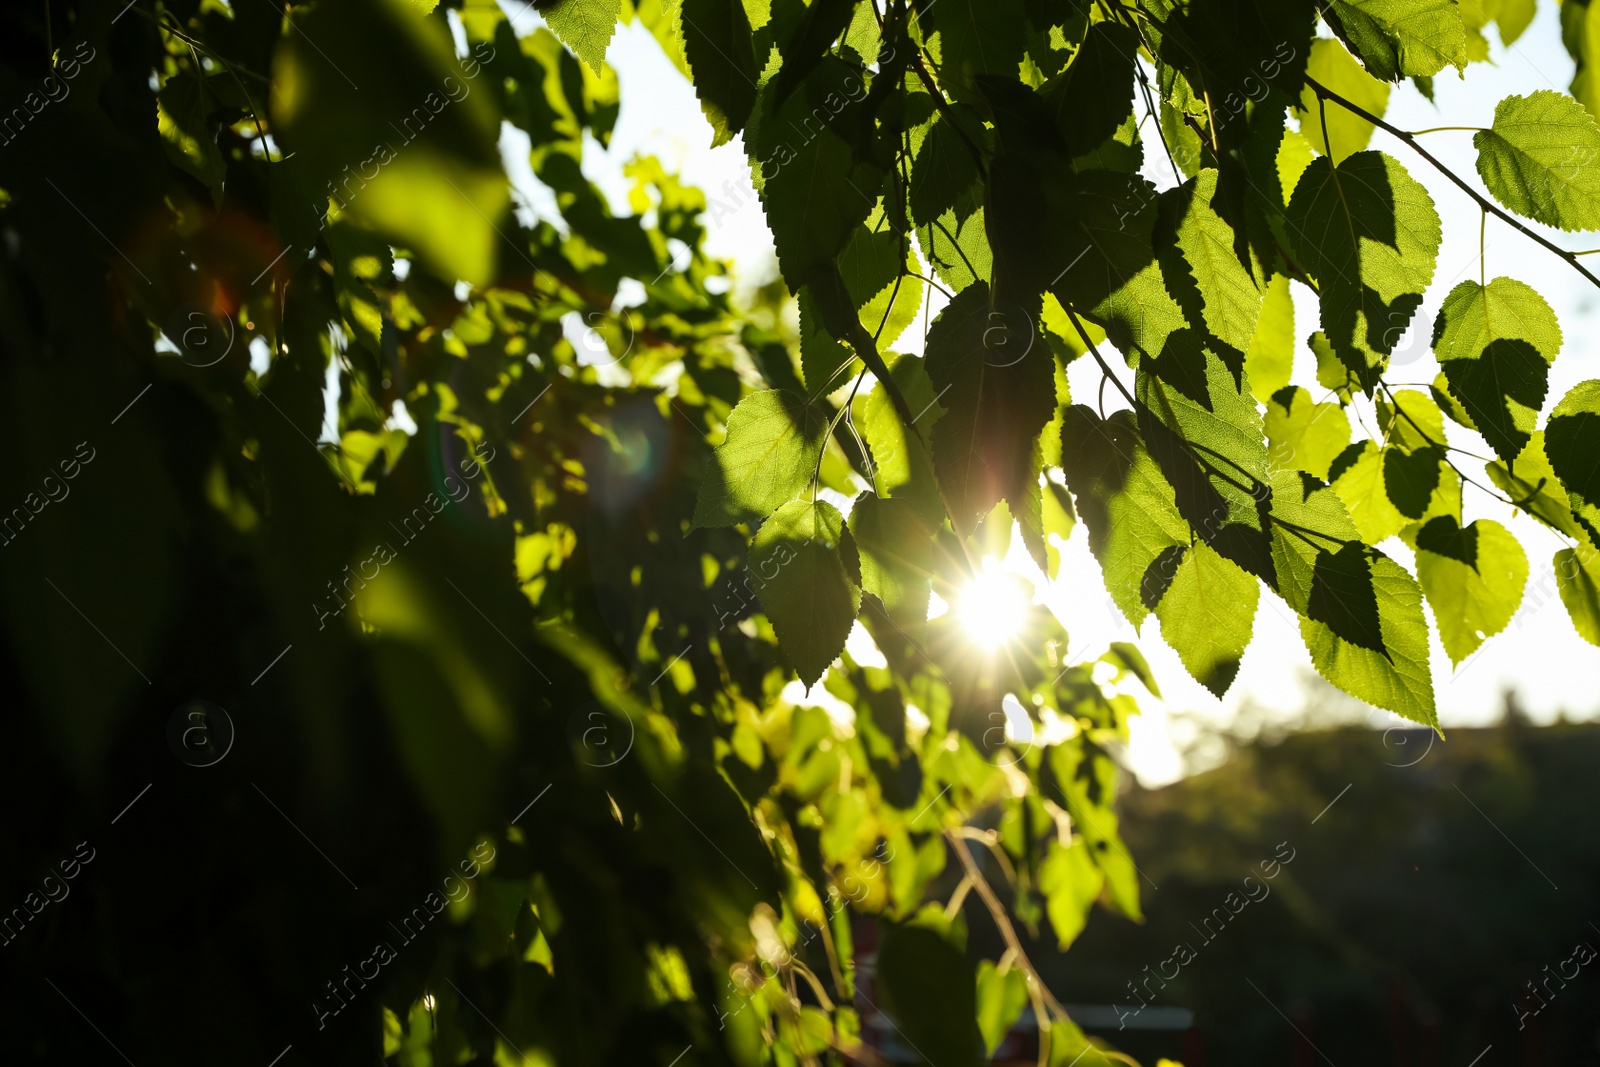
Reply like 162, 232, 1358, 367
1033, 710, 1600, 1066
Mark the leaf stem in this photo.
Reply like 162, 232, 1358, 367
1408, 126, 1484, 135
1064, 307, 1136, 409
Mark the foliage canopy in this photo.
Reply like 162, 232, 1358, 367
2, 0, 1600, 1064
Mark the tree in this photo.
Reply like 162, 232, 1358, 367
0, 0, 1595, 1064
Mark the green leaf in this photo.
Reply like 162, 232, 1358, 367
752, 499, 860, 686
1266, 385, 1351, 480
681, 0, 761, 144
1383, 444, 1444, 520
157, 73, 226, 195
1331, 440, 1407, 543
1104, 641, 1162, 697
271, 0, 508, 285
1150, 0, 1316, 120
863, 355, 947, 527
1154, 542, 1259, 697
1555, 544, 1600, 646
1497, 0, 1537, 46
1326, 0, 1467, 80
911, 112, 983, 228
798, 287, 853, 397
1036, 171, 1186, 358
1245, 273, 1295, 402
1037, 836, 1104, 949
929, 0, 1029, 94
1041, 479, 1077, 580
860, 269, 924, 350
693, 390, 827, 527
1171, 169, 1263, 353
924, 283, 1057, 529
838, 224, 903, 308
1044, 20, 1140, 165
1137, 337, 1273, 580
1060, 407, 1189, 627
753, 56, 886, 282
876, 924, 983, 1066
1545, 380, 1600, 510
976, 962, 1030, 1058
544, 0, 622, 74
1432, 277, 1561, 462
1294, 37, 1390, 163
1287, 151, 1441, 393
1475, 91, 1600, 232
1416, 516, 1528, 665
1377, 388, 1446, 452
917, 203, 994, 291
1267, 469, 1358, 614
852, 494, 935, 628
1311, 329, 1359, 403
1046, 742, 1143, 919
1300, 547, 1438, 728
1432, 370, 1480, 433
1485, 431, 1588, 540
770, 0, 858, 107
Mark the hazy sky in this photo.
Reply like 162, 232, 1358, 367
499, 2, 1600, 783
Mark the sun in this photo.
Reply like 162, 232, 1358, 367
953, 564, 1032, 648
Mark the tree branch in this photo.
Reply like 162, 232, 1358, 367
1304, 74, 1600, 294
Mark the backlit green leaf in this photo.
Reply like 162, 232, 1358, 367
1545, 380, 1600, 511
681, 0, 761, 143
1475, 91, 1600, 232
1060, 407, 1189, 627
1432, 277, 1560, 462
1300, 548, 1437, 728
1416, 516, 1527, 665
752, 499, 859, 686
1266, 385, 1351, 480
157, 73, 226, 195
1326, 0, 1467, 80
693, 390, 827, 527
1295, 37, 1390, 162
1154, 542, 1259, 697
924, 283, 1057, 529
976, 961, 1030, 1058
852, 494, 935, 628
1555, 543, 1600, 646
545, 0, 622, 74
1245, 273, 1296, 402
1171, 169, 1262, 353
1288, 151, 1440, 393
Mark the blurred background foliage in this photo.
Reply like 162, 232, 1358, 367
1048, 685, 1600, 1067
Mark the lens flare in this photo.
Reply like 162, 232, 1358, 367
954, 566, 1031, 648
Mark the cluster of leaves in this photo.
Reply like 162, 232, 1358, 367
6, 0, 1600, 1065
0, 0, 1142, 1065
659, 0, 1600, 734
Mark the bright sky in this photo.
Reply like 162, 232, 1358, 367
502, 3, 1600, 784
